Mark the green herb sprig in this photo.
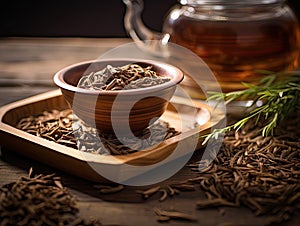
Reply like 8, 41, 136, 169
203, 71, 300, 144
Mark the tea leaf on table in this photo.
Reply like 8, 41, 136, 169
0, 169, 102, 225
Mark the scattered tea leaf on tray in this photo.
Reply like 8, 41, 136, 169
16, 109, 180, 155
136, 186, 161, 199
159, 189, 168, 202
154, 207, 198, 222
99, 185, 125, 194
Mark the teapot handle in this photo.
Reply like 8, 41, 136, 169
123, 0, 170, 57
123, 0, 161, 41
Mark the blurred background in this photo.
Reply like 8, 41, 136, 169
0, 0, 299, 38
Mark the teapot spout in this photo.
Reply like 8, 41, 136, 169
123, 0, 170, 57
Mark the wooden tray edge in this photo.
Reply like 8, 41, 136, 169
0, 89, 225, 182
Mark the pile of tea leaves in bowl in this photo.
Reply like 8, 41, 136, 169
77, 64, 171, 91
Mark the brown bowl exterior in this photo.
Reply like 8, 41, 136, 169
54, 59, 183, 135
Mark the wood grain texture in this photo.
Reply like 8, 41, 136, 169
0, 38, 299, 226
0, 89, 221, 183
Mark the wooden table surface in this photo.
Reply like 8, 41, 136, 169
0, 38, 299, 226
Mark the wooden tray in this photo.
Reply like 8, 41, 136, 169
0, 89, 224, 183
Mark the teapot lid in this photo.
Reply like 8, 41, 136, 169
180, 0, 284, 6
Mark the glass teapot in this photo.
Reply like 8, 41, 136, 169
123, 0, 300, 95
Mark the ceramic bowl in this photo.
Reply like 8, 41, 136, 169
53, 59, 184, 135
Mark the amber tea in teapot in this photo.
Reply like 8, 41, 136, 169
123, 0, 300, 96
163, 2, 300, 92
